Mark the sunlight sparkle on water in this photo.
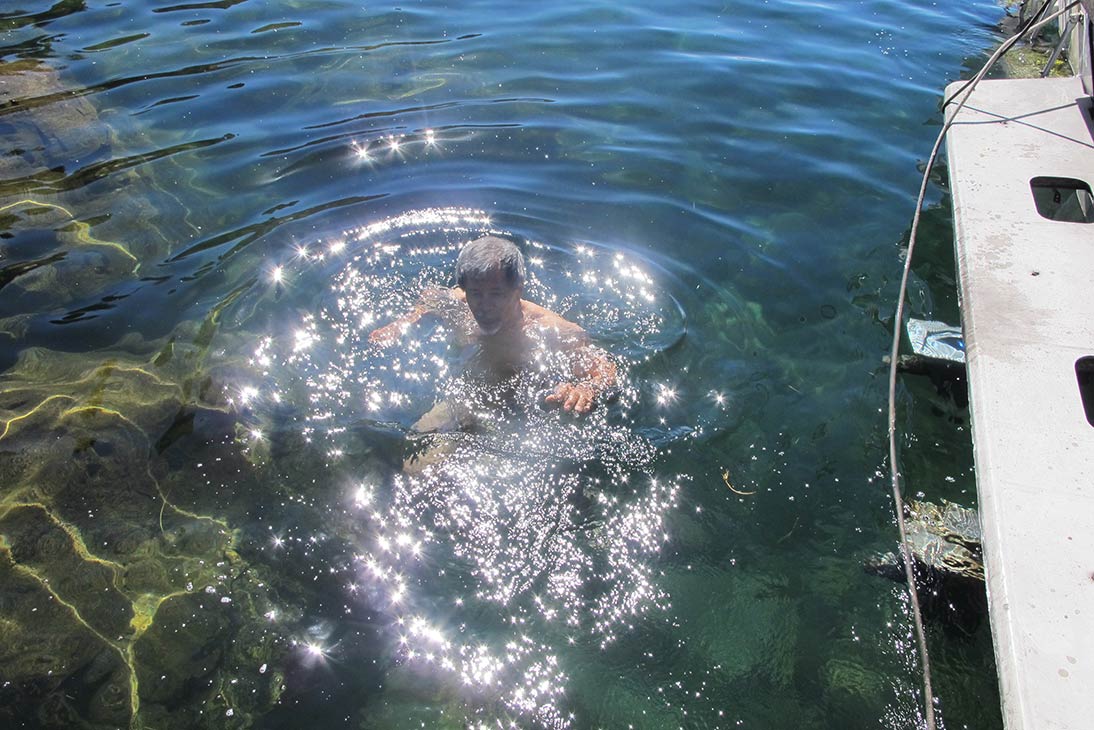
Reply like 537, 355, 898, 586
351, 140, 371, 162
656, 383, 678, 405
234, 208, 694, 727
353, 484, 372, 507
292, 328, 316, 352
237, 385, 259, 406
346, 437, 680, 727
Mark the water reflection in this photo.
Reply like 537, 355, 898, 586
351, 399, 683, 725
239, 208, 689, 725
241, 207, 688, 439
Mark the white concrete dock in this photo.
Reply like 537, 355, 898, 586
944, 75, 1094, 729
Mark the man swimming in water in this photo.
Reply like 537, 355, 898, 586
369, 235, 617, 437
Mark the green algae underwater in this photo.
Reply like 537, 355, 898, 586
0, 280, 289, 727
0, 60, 292, 728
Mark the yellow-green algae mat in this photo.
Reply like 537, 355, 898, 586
0, 326, 288, 729
0, 58, 293, 728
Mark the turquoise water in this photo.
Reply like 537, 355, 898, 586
0, 0, 1008, 728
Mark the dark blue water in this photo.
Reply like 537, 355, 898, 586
1, 1, 1006, 728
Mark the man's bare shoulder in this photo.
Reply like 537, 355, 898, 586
521, 300, 587, 343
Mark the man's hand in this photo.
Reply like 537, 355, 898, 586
544, 382, 597, 414
368, 321, 405, 347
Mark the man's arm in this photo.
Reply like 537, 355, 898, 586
529, 304, 617, 414
368, 286, 460, 346
544, 343, 617, 414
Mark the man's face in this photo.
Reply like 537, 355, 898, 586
463, 268, 522, 336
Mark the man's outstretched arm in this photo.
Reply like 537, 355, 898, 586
368, 286, 459, 346
544, 343, 618, 414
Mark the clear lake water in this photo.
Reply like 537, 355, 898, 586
0, 0, 1014, 727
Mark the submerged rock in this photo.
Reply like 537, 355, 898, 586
865, 499, 987, 631
866, 499, 983, 583
0, 59, 171, 318
820, 654, 893, 726
0, 60, 106, 184
0, 326, 289, 728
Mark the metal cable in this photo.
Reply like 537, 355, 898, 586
943, 0, 1054, 107
886, 3, 1080, 727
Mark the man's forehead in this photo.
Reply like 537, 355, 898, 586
463, 267, 519, 288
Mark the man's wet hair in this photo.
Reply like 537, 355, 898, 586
456, 235, 526, 289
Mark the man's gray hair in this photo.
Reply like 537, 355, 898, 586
456, 235, 526, 289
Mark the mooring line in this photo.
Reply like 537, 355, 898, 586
886, 2, 1077, 726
